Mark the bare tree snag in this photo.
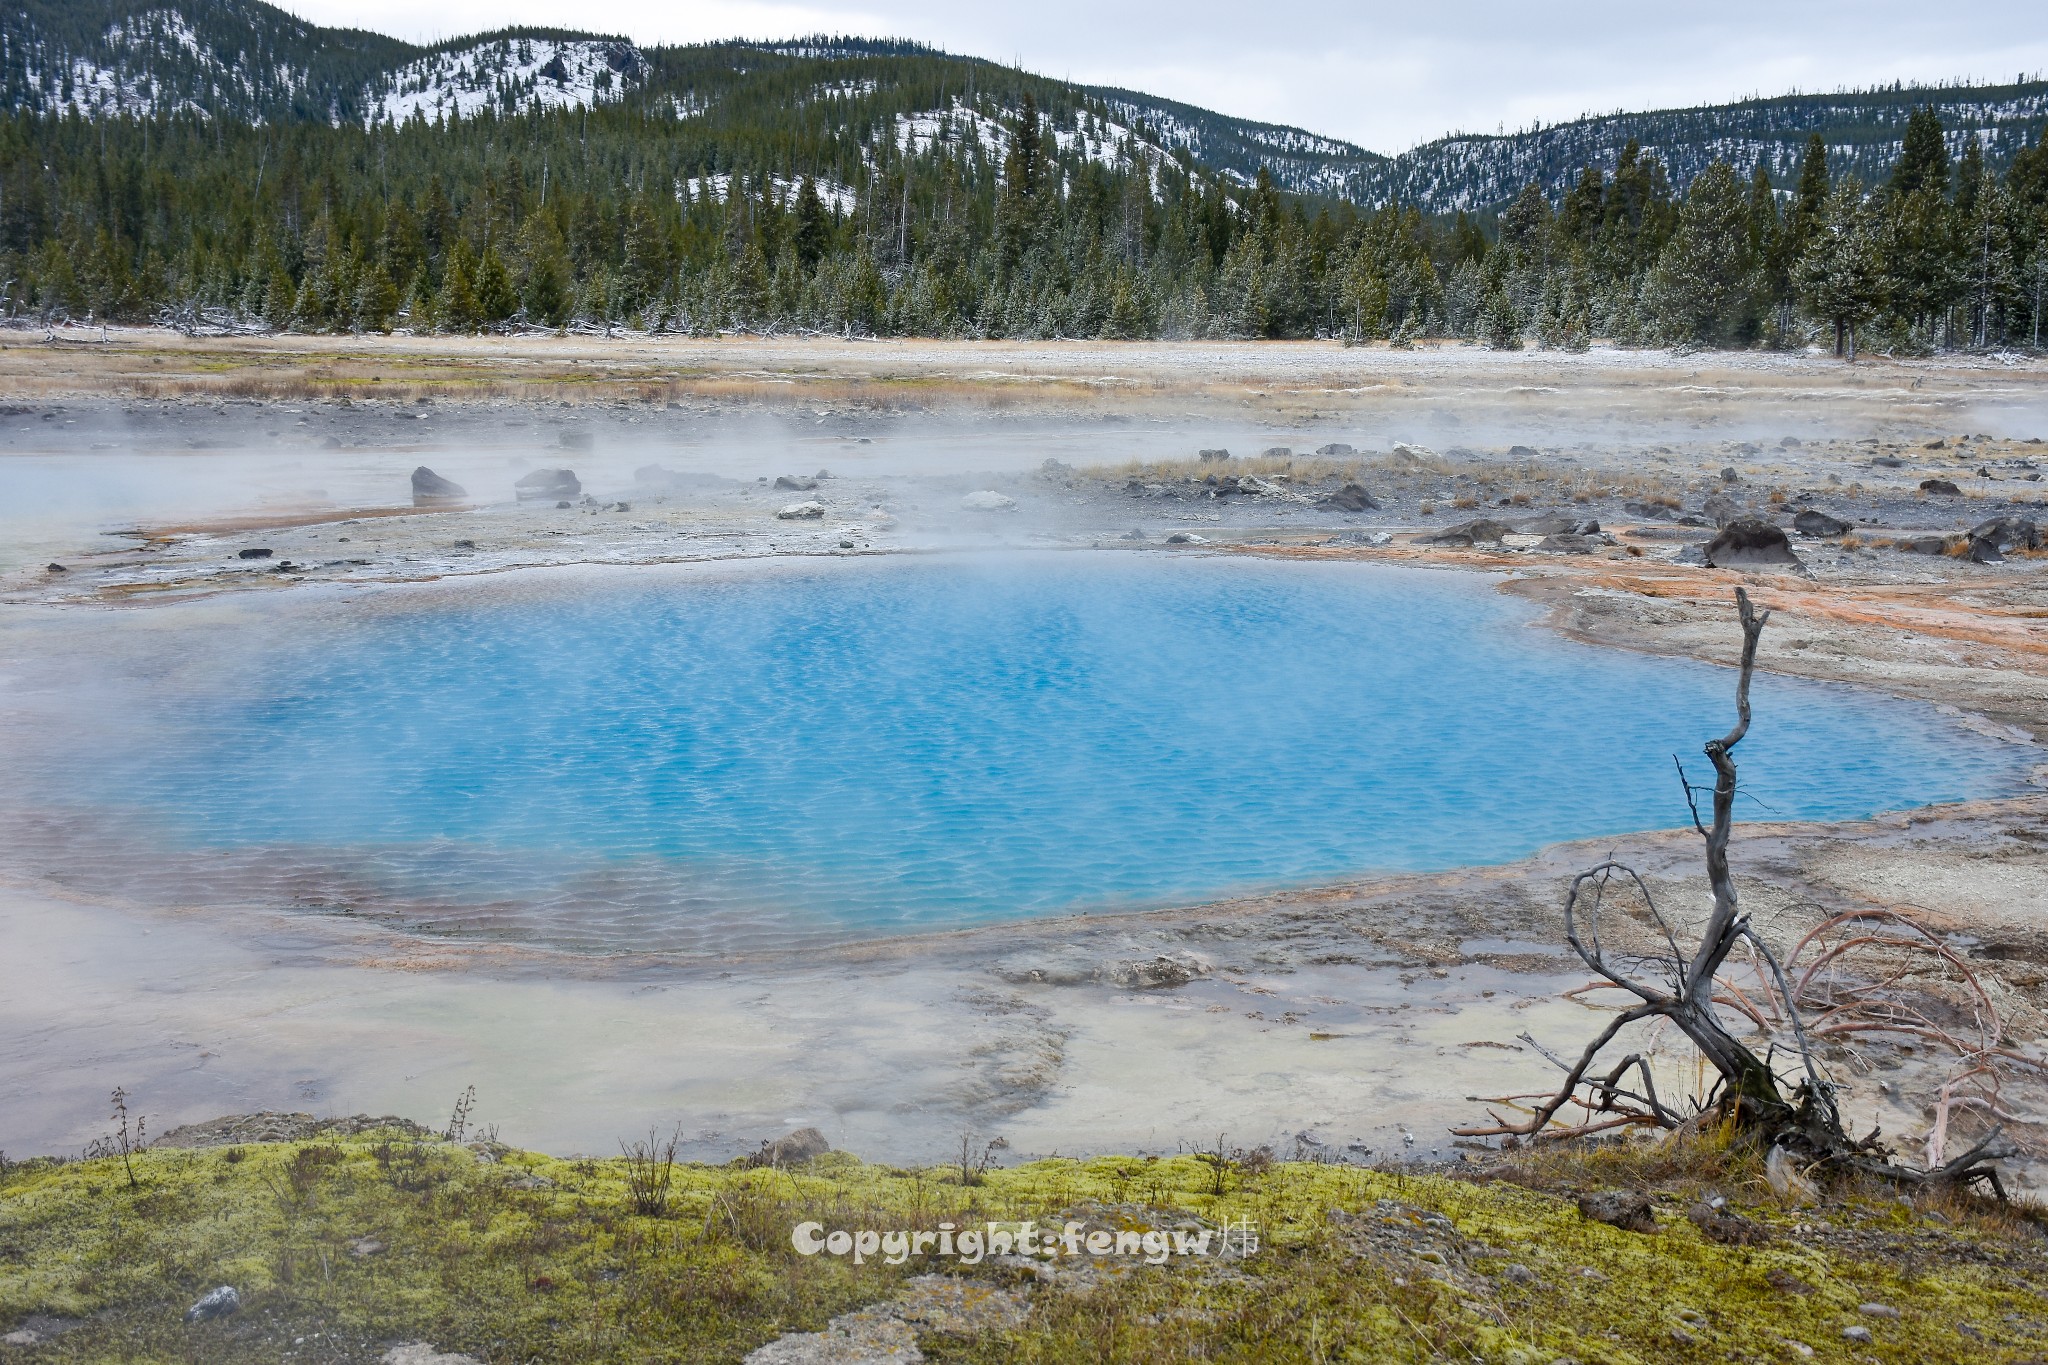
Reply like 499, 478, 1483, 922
1455, 588, 2017, 1197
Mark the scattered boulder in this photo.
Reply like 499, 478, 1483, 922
960, 490, 1017, 512
1317, 483, 1380, 512
411, 466, 467, 503
1165, 532, 1207, 544
774, 475, 819, 491
1703, 518, 1802, 570
1623, 500, 1674, 521
1518, 515, 1599, 536
237, 547, 273, 560
1117, 529, 1146, 541
1577, 1191, 1657, 1234
1703, 491, 1747, 527
1507, 444, 1540, 460
184, 1286, 241, 1324
1895, 534, 1951, 556
1970, 515, 2040, 552
776, 501, 827, 520
1040, 458, 1074, 477
1919, 478, 1963, 496
1534, 533, 1601, 554
1687, 1200, 1771, 1246
1871, 455, 1905, 468
1924, 437, 1947, 450
1261, 446, 1293, 458
45, 562, 66, 573
1315, 442, 1355, 456
557, 429, 594, 451
1197, 448, 1232, 462
516, 468, 580, 500
1720, 466, 1741, 483
1793, 509, 1853, 537
753, 1127, 831, 1167
1422, 518, 1512, 547
1966, 537, 2004, 564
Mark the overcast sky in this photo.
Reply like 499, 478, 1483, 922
277, 1, 2048, 154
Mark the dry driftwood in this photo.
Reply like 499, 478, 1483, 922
1454, 588, 2015, 1197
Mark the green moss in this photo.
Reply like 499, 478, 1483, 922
1, 1135, 2039, 1363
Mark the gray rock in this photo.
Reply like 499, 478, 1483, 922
1518, 515, 1599, 536
777, 501, 827, 519
1793, 510, 1852, 537
1261, 446, 1293, 458
1919, 478, 1962, 496
411, 466, 467, 503
1970, 515, 2040, 552
1895, 534, 1952, 556
1966, 536, 2004, 563
1703, 519, 1802, 570
1703, 491, 1746, 527
1422, 518, 1513, 547
45, 562, 66, 573
960, 490, 1017, 511
1623, 500, 1673, 520
1871, 455, 1905, 468
1507, 444, 1540, 460
744, 1315, 922, 1365
1117, 529, 1147, 541
1315, 443, 1355, 456
774, 475, 820, 491
753, 1127, 831, 1167
516, 468, 580, 500
1858, 1304, 1901, 1319
1534, 533, 1600, 554
1841, 1325, 1874, 1343
1576, 1191, 1656, 1233
1720, 466, 1741, 482
1197, 448, 1231, 462
183, 1286, 241, 1324
1499, 1263, 1540, 1285
381, 1346, 485, 1365
557, 430, 594, 451
1317, 483, 1380, 512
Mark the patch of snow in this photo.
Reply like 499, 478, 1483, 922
682, 174, 858, 215
366, 37, 644, 125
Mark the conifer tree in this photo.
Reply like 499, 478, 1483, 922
1643, 161, 1761, 345
1797, 180, 1886, 359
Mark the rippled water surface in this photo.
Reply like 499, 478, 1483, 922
6, 555, 2029, 952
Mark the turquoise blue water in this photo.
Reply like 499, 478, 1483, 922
19, 556, 2029, 952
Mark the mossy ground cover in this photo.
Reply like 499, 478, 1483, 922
1, 1126, 2042, 1364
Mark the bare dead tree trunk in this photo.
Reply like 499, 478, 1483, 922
1458, 589, 2011, 1197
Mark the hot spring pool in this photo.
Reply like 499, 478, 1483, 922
4, 554, 2029, 953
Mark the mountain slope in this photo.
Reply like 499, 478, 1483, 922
3, 0, 2045, 214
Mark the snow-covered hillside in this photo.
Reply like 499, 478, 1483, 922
17, 8, 247, 118
366, 37, 644, 124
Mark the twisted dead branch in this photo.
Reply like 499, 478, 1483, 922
1454, 587, 2019, 1198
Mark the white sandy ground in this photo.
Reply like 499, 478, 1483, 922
0, 874, 1600, 1166
3, 336, 2047, 1182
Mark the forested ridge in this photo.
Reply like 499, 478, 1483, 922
4, 3, 2048, 350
